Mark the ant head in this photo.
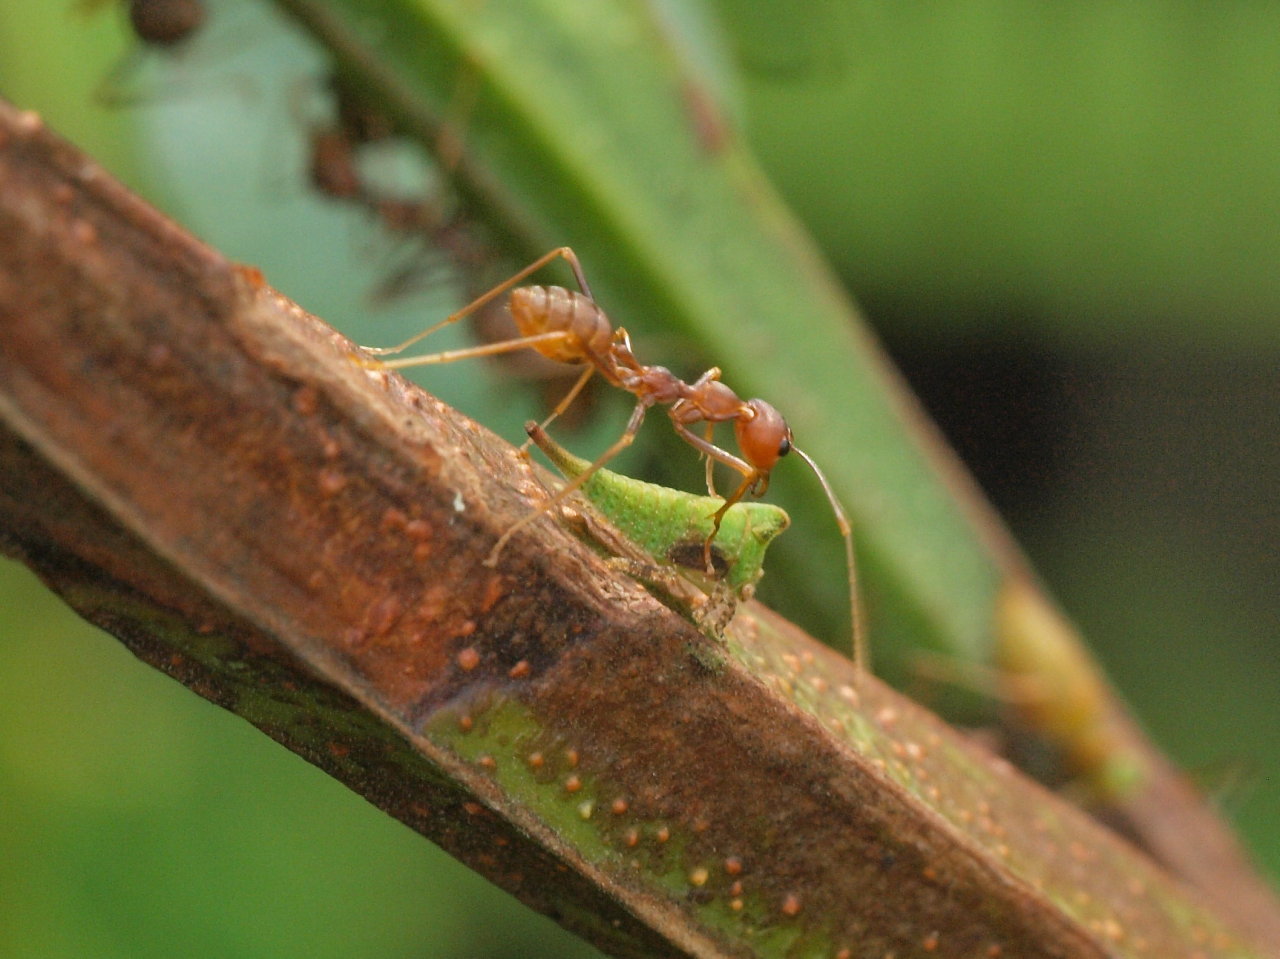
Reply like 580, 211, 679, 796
733, 400, 862, 670
735, 399, 792, 483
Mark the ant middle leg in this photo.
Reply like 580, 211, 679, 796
519, 364, 596, 452
702, 423, 718, 496
486, 399, 650, 565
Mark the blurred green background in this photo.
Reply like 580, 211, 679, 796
1, 1, 1276, 956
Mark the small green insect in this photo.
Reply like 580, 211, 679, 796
525, 423, 790, 603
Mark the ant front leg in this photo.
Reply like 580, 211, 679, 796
706, 473, 760, 557
669, 420, 761, 573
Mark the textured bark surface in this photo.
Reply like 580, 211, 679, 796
0, 98, 1274, 958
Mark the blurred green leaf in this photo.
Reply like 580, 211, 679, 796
715, 0, 1280, 345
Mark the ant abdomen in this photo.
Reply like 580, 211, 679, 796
509, 285, 612, 365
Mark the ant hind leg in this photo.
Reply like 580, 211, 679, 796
363, 246, 590, 359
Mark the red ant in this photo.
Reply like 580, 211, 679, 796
365, 247, 865, 671
307, 127, 364, 201
91, 0, 207, 106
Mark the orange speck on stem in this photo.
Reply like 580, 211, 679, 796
292, 385, 319, 416
480, 575, 506, 613
318, 468, 348, 495
72, 219, 98, 245
236, 263, 266, 289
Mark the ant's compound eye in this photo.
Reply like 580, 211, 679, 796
777, 435, 792, 457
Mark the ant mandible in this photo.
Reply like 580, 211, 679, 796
364, 247, 865, 672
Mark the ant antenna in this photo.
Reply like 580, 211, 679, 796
790, 445, 866, 677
